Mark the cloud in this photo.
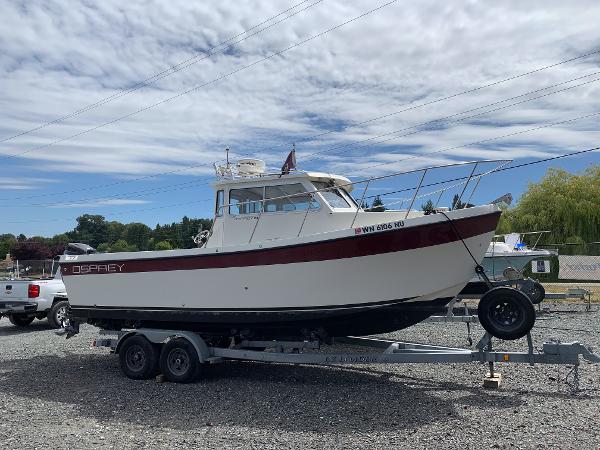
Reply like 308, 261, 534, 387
0, 0, 599, 188
0, 176, 58, 190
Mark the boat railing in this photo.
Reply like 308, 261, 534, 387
349, 159, 511, 224
492, 231, 552, 251
215, 159, 511, 243
214, 162, 310, 181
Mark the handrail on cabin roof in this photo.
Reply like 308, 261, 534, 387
213, 158, 512, 212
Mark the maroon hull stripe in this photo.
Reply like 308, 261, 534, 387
60, 211, 500, 276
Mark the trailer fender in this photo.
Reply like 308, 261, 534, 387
115, 329, 210, 363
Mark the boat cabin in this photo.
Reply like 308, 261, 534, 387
206, 159, 417, 247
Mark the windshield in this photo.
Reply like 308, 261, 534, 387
313, 181, 352, 209
264, 183, 319, 212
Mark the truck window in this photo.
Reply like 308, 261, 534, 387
264, 183, 320, 213
229, 187, 263, 215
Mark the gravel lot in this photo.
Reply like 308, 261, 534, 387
1, 302, 599, 449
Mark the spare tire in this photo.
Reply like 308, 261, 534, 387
527, 282, 546, 305
478, 287, 535, 340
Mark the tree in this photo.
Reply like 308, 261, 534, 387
106, 221, 126, 245
50, 234, 70, 246
421, 199, 435, 214
0, 234, 16, 259
124, 223, 152, 251
5, 215, 214, 255
451, 194, 474, 210
96, 243, 111, 253
499, 166, 600, 243
48, 244, 66, 258
369, 195, 386, 212
154, 241, 173, 251
110, 240, 138, 253
67, 214, 108, 248
10, 241, 52, 260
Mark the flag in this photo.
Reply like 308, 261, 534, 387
281, 148, 296, 174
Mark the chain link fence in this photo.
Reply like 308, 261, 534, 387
523, 243, 600, 283
0, 259, 59, 280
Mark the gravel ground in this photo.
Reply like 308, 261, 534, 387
1, 302, 599, 450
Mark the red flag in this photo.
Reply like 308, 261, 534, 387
281, 148, 296, 174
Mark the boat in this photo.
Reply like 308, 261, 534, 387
482, 231, 555, 280
59, 156, 505, 339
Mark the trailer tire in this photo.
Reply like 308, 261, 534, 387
527, 282, 545, 305
159, 338, 201, 383
47, 300, 69, 328
119, 335, 160, 380
478, 287, 535, 340
8, 314, 35, 327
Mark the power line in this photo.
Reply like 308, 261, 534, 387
287, 48, 600, 147
3, 47, 598, 202
3, 106, 598, 209
0, 0, 323, 144
302, 73, 600, 160
366, 147, 600, 204
2, 70, 597, 206
0, 159, 222, 201
345, 110, 600, 175
493, 147, 600, 172
2, 199, 211, 225
3, 145, 598, 227
0, 0, 399, 163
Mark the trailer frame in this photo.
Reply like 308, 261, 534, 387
92, 327, 600, 390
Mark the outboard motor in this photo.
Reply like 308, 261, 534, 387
57, 243, 95, 339
64, 243, 97, 255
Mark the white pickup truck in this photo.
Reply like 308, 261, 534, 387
0, 270, 68, 328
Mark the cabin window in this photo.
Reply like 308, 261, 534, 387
264, 183, 319, 213
215, 190, 224, 216
313, 181, 351, 208
229, 187, 263, 215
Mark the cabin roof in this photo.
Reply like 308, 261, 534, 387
212, 171, 354, 192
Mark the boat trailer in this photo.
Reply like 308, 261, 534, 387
92, 328, 600, 390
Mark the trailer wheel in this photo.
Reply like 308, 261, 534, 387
159, 338, 201, 383
478, 287, 535, 340
527, 282, 545, 305
8, 314, 35, 327
119, 335, 160, 380
47, 300, 69, 328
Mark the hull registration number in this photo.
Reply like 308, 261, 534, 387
355, 220, 404, 235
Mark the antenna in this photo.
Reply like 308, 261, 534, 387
225, 147, 230, 170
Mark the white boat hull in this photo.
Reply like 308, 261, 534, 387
60, 205, 500, 337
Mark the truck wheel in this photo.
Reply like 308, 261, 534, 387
47, 300, 70, 328
8, 314, 35, 327
527, 282, 546, 305
119, 335, 160, 380
159, 338, 201, 383
478, 287, 535, 340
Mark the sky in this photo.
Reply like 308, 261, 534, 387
0, 0, 599, 237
